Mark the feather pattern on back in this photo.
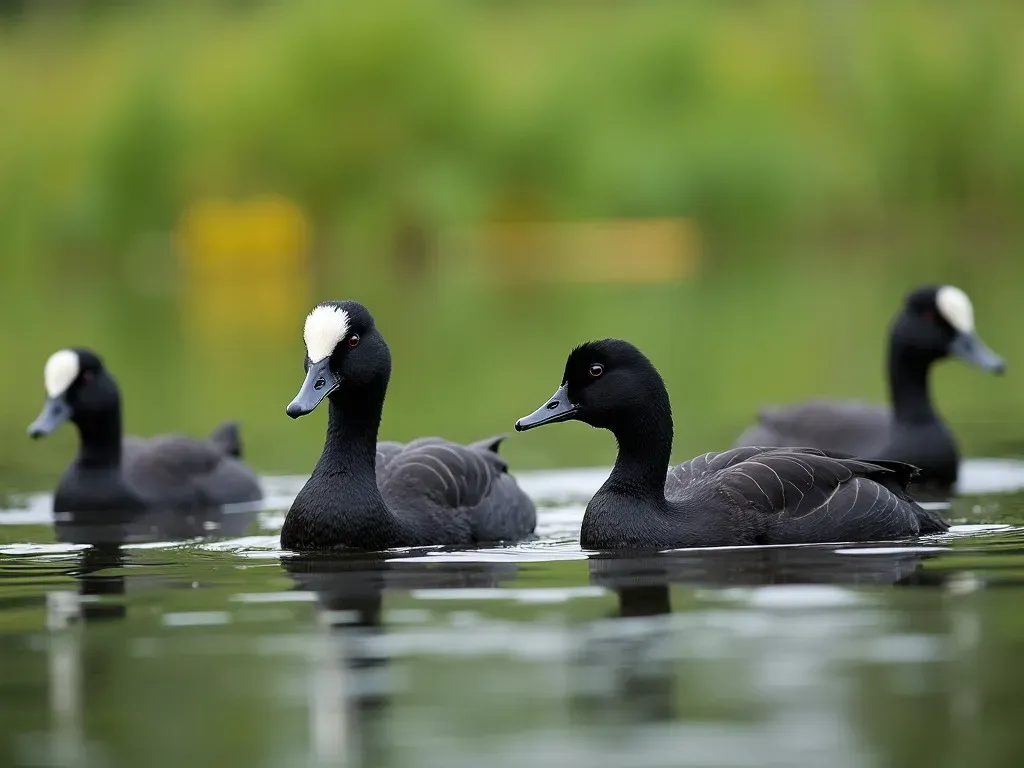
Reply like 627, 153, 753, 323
374, 435, 536, 543
120, 422, 262, 509
665, 446, 947, 543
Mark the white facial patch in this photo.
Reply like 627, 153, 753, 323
936, 285, 974, 333
303, 305, 351, 363
43, 349, 80, 398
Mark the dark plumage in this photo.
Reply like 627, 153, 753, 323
734, 285, 1005, 491
28, 348, 263, 516
281, 300, 536, 552
515, 339, 948, 550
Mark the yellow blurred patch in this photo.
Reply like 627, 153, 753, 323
467, 218, 699, 284
175, 196, 311, 346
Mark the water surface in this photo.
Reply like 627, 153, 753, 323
3, 461, 1024, 768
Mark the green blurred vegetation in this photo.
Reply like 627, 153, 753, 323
2, 0, 1024, 492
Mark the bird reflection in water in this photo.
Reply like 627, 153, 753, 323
281, 550, 522, 767
571, 542, 947, 728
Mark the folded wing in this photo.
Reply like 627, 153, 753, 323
667, 446, 946, 542
377, 435, 535, 542
123, 435, 262, 508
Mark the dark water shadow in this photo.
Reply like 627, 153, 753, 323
569, 543, 950, 728
588, 542, 946, 590
52, 501, 260, 547
66, 544, 128, 622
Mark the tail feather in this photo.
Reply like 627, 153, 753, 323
861, 459, 921, 493
210, 421, 243, 459
863, 459, 950, 534
915, 504, 951, 534
468, 434, 507, 455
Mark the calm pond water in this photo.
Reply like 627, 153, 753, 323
4, 461, 1024, 768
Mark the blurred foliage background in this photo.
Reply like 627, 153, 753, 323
1, 0, 1023, 492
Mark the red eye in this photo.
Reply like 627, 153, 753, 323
81, 370, 94, 384
922, 310, 935, 323
348, 334, 360, 348
589, 363, 604, 378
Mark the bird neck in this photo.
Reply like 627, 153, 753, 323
74, 406, 123, 469
319, 392, 385, 477
284, 385, 406, 550
887, 339, 939, 426
603, 392, 674, 504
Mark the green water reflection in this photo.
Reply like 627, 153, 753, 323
1, 496, 1024, 767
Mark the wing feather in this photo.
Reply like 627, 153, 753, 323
123, 435, 261, 507
665, 446, 946, 541
375, 436, 536, 542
